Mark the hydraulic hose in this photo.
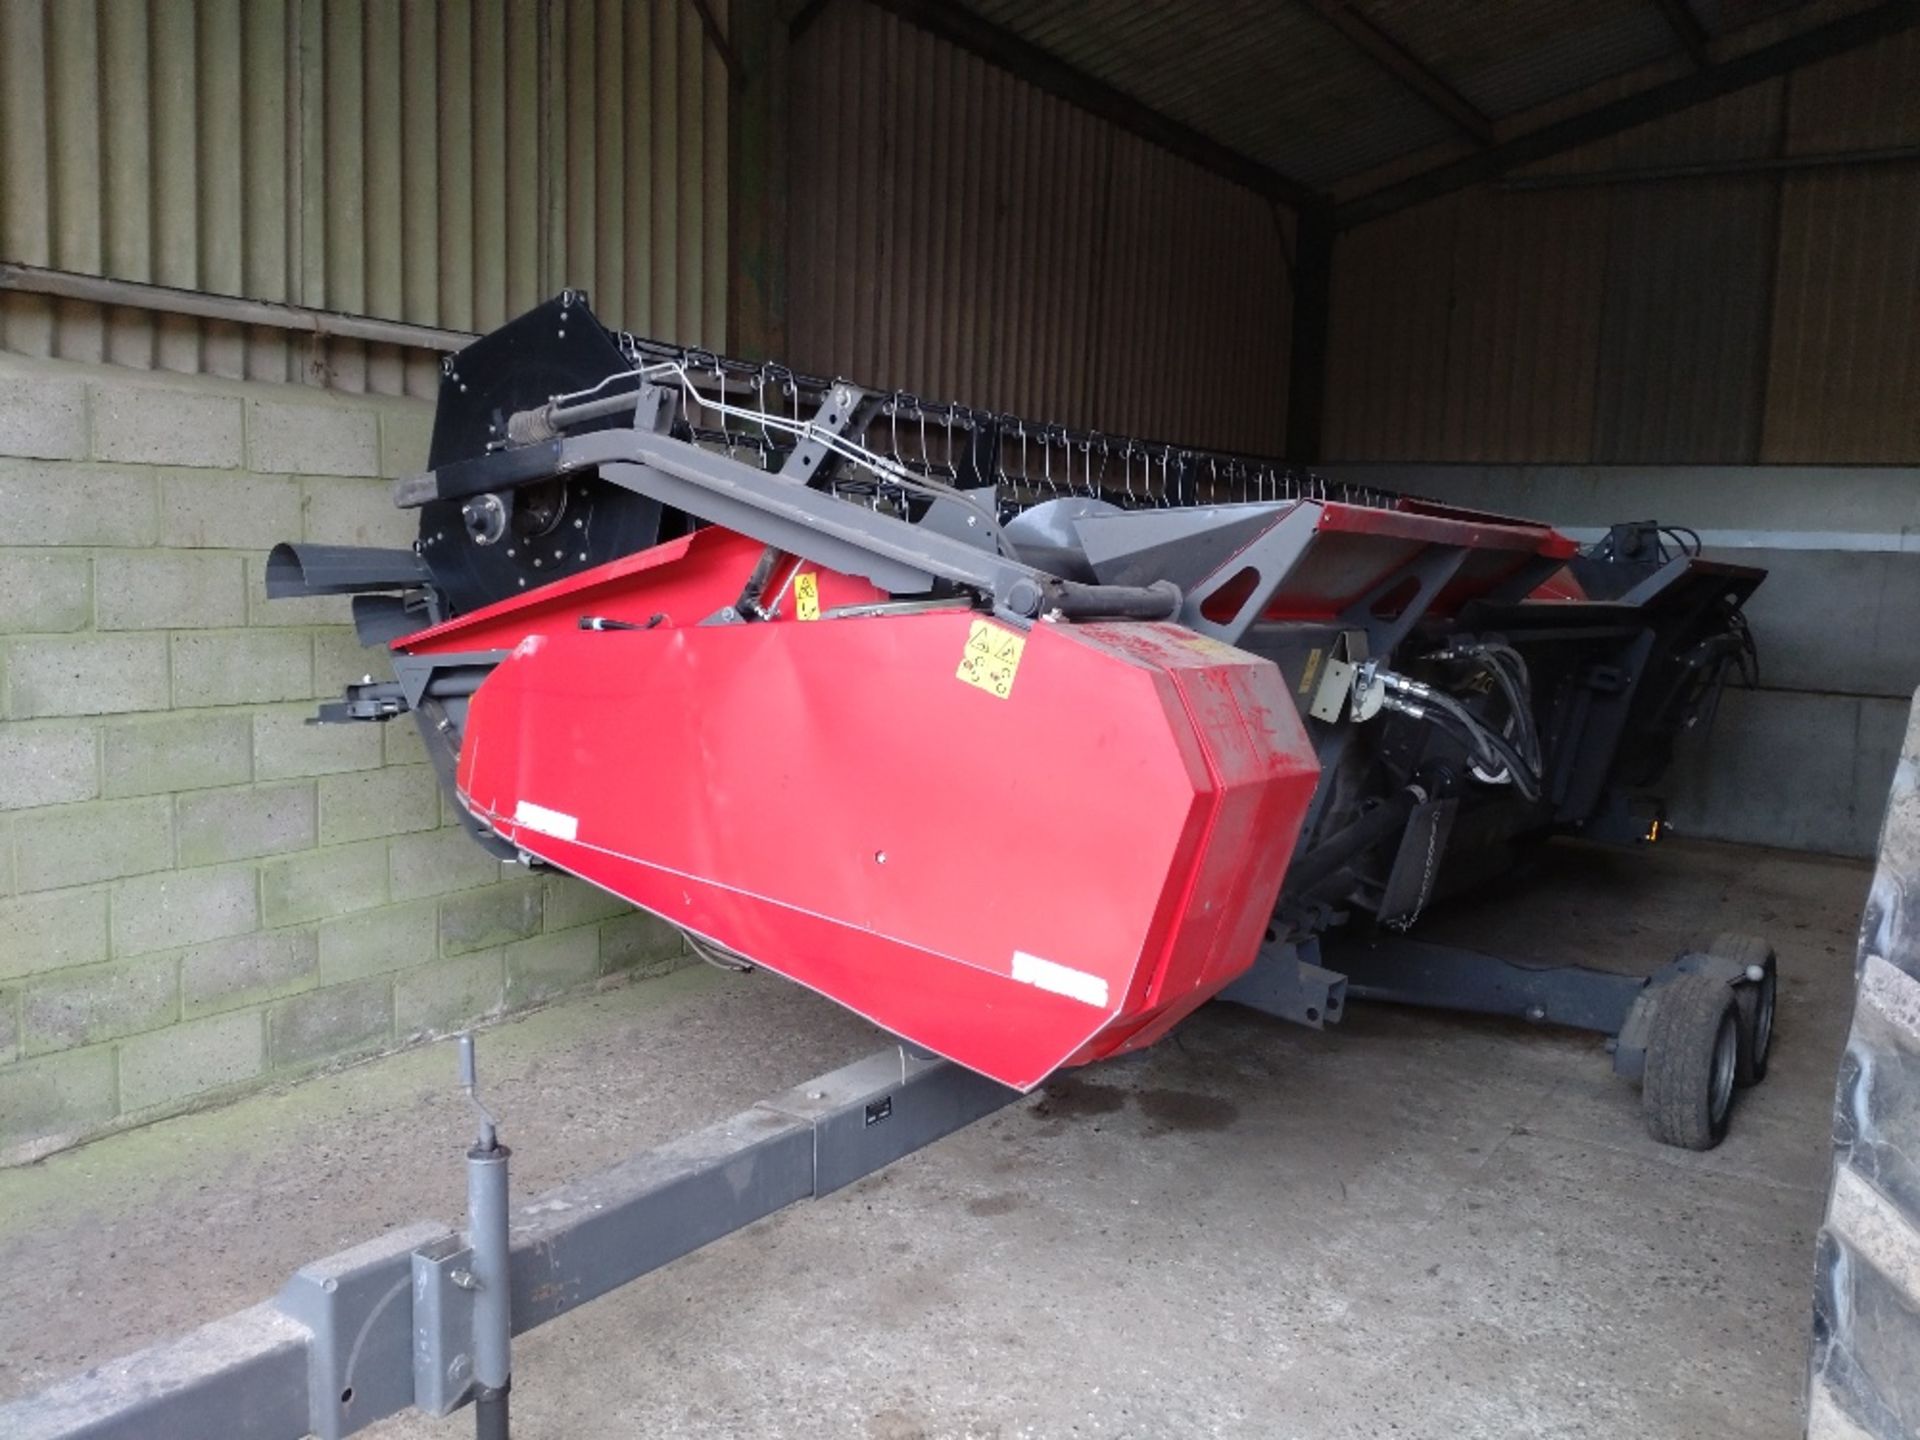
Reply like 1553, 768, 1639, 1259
1043, 578, 1183, 621
1283, 789, 1422, 899
1421, 689, 1541, 803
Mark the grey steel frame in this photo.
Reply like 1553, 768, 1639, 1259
393, 386, 1184, 628
1, 1048, 1016, 1440
1312, 933, 1758, 1079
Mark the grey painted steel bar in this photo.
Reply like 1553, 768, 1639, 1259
4, 1305, 315, 1440
0, 1048, 1017, 1440
398, 419, 1183, 622
1327, 935, 1648, 1035
0, 261, 476, 352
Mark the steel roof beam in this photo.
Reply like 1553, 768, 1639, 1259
1298, 0, 1496, 148
1652, 0, 1714, 69
848, 0, 1328, 211
1336, 0, 1920, 231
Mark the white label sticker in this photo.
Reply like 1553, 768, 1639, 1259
1011, 950, 1110, 1008
513, 800, 579, 842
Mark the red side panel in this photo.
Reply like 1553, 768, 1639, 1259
455, 608, 1319, 1090
400, 497, 1587, 1087
400, 527, 887, 656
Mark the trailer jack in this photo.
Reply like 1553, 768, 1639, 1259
0, 1037, 1016, 1440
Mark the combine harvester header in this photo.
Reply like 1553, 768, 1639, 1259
271, 291, 1765, 1128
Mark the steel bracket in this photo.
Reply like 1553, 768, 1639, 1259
275, 1221, 454, 1440
410, 1236, 479, 1418
1217, 940, 1349, 1028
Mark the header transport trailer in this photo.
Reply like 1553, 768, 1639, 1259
4, 291, 1793, 1440
268, 291, 1773, 1153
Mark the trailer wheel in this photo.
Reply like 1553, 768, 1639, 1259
1706, 931, 1776, 1086
1641, 973, 1740, 1150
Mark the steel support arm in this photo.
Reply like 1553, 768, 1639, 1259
395, 420, 1183, 623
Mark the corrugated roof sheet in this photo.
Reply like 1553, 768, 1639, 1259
962, 0, 1455, 187
957, 0, 1847, 193
1325, 22, 1920, 467
1358, 0, 1677, 120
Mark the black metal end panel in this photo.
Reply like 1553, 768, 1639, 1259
428, 293, 631, 470
1376, 796, 1458, 925
422, 293, 666, 616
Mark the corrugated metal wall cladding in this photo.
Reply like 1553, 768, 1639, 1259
1734, 28, 1920, 465
1763, 166, 1920, 462
1593, 177, 1776, 462
1325, 186, 1606, 462
0, 0, 726, 396
1327, 27, 1920, 465
1323, 200, 1455, 459
1783, 23, 1920, 151
1437, 188, 1607, 462
788, 1, 1290, 454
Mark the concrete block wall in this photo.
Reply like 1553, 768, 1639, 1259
0, 355, 684, 1163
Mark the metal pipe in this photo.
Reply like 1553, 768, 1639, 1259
467, 1145, 511, 1440
1282, 789, 1420, 899
459, 1033, 510, 1438
0, 261, 476, 353
1045, 577, 1183, 621
1498, 144, 1920, 192
424, 671, 491, 700
506, 390, 641, 444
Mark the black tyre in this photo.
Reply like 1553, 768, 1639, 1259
1706, 930, 1776, 1086
1641, 973, 1740, 1150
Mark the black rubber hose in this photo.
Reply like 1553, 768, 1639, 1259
1462, 641, 1540, 772
1422, 690, 1541, 802
1044, 578, 1183, 621
423, 670, 490, 699
1283, 790, 1421, 898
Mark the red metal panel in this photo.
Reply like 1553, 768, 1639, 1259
450, 586, 1319, 1090
399, 528, 885, 656
398, 497, 1595, 1088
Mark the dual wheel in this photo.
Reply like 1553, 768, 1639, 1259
1641, 932, 1777, 1150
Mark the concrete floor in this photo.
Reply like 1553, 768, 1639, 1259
0, 836, 1870, 1439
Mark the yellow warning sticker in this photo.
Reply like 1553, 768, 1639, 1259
956, 619, 1026, 699
1297, 646, 1324, 695
794, 571, 820, 621
1180, 632, 1250, 663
